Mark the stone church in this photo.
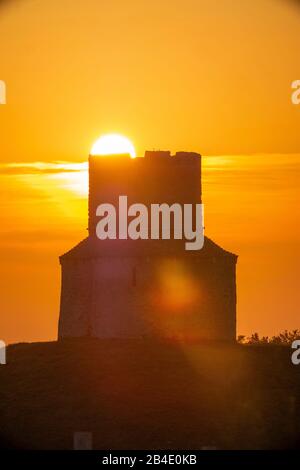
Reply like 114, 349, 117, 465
58, 151, 237, 341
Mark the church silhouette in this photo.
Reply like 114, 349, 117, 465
58, 151, 237, 341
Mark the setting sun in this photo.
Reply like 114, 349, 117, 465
90, 134, 136, 158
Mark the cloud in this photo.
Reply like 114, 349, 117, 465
0, 161, 88, 176
202, 154, 300, 190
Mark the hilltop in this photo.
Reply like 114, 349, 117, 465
0, 338, 299, 449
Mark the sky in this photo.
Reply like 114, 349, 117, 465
0, 0, 299, 343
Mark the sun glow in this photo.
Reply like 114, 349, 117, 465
90, 134, 136, 158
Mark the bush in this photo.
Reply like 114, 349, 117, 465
238, 329, 300, 345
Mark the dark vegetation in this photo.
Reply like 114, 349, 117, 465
0, 337, 299, 449
238, 329, 300, 345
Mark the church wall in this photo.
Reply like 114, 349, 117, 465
58, 258, 92, 337
58, 254, 236, 341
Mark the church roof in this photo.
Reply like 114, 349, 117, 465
60, 236, 237, 263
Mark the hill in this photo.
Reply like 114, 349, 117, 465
0, 338, 299, 449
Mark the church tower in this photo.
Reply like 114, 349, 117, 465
58, 150, 237, 341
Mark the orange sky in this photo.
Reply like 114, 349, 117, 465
0, 0, 300, 343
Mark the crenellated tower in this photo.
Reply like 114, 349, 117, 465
58, 149, 237, 342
